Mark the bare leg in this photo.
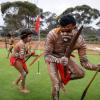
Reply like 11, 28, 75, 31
68, 59, 85, 80
16, 75, 21, 85
47, 63, 60, 100
7, 46, 13, 58
12, 75, 21, 85
60, 82, 66, 93
14, 60, 29, 93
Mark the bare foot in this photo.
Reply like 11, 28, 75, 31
12, 81, 19, 86
20, 88, 30, 93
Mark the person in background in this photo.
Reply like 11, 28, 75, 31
7, 35, 15, 58
10, 29, 35, 93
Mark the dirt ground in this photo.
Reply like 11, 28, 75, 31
0, 40, 100, 49
0, 41, 45, 50
0, 40, 100, 56
0, 40, 100, 50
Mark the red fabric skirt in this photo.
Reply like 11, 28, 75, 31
57, 63, 71, 85
10, 57, 27, 71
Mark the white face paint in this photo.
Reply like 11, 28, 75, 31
61, 32, 73, 42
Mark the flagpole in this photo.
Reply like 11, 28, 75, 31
37, 0, 41, 74
34, 0, 41, 74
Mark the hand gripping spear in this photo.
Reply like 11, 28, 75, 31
25, 41, 40, 62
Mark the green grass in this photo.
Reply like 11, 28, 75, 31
0, 48, 100, 100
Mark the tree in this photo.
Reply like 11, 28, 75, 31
61, 5, 100, 25
1, 1, 42, 35
38, 11, 58, 38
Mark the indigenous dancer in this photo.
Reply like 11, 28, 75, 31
44, 14, 100, 100
10, 29, 35, 93
7, 35, 15, 58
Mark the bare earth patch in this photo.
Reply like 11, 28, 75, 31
0, 40, 100, 52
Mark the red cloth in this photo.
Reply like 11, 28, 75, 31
35, 16, 40, 33
31, 51, 35, 56
10, 57, 27, 71
57, 63, 71, 85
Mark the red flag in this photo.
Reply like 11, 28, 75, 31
35, 16, 40, 33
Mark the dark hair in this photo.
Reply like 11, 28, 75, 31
59, 14, 76, 27
20, 28, 34, 39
